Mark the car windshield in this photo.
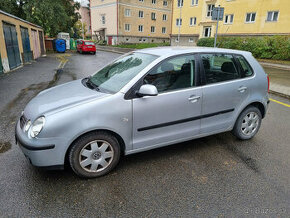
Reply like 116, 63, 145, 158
84, 42, 94, 45
89, 52, 158, 93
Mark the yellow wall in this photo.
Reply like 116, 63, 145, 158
172, 0, 290, 39
0, 12, 45, 73
118, 0, 172, 38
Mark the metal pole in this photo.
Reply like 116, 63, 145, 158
214, 5, 220, 48
177, 1, 182, 44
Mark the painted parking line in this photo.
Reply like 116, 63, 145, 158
270, 98, 290, 108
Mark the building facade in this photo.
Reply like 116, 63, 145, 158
0, 10, 45, 74
90, 0, 172, 45
77, 5, 92, 37
171, 0, 290, 46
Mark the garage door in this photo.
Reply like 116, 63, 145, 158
38, 30, 45, 55
20, 27, 32, 63
31, 29, 40, 59
3, 22, 21, 69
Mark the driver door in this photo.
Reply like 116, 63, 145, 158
132, 54, 202, 150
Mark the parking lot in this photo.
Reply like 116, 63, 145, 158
0, 51, 289, 217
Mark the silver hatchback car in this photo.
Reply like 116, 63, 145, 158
16, 47, 269, 178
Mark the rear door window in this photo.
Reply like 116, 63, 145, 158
200, 53, 240, 84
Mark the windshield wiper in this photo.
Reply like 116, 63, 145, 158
85, 77, 100, 91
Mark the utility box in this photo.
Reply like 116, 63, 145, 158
57, 32, 70, 50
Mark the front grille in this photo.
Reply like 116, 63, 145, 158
20, 115, 27, 129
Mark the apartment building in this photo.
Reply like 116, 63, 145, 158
171, 0, 290, 46
77, 5, 92, 37
90, 0, 172, 45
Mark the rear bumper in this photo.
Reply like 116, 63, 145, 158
82, 48, 96, 52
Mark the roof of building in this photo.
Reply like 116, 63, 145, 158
0, 9, 43, 29
137, 46, 252, 57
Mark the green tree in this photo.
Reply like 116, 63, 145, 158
73, 20, 87, 39
0, 0, 81, 37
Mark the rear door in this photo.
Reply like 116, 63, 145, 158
38, 30, 45, 55
3, 22, 21, 69
132, 54, 202, 150
199, 53, 250, 134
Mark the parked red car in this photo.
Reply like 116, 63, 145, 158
77, 40, 96, 55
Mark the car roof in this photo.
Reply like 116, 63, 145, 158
137, 46, 252, 57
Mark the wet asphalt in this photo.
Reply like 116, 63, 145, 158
0, 51, 289, 217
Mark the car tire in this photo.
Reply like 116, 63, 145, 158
92, 52, 96, 55
69, 131, 121, 178
80, 50, 83, 54
232, 106, 262, 140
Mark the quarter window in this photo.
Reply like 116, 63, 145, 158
144, 55, 196, 93
200, 53, 240, 84
236, 55, 253, 77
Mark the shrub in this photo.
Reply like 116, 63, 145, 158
196, 35, 290, 60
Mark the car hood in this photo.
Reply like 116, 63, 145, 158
24, 79, 110, 119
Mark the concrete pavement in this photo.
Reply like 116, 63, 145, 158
0, 52, 289, 217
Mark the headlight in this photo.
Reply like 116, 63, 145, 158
24, 120, 31, 132
30, 116, 45, 138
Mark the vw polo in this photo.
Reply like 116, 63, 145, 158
16, 47, 269, 178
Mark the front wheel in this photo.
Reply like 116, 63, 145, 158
232, 106, 262, 140
69, 131, 121, 178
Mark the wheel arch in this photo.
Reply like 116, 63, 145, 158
64, 129, 126, 166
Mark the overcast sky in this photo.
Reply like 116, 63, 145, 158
75, 0, 89, 7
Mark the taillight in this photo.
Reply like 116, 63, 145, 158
267, 75, 270, 92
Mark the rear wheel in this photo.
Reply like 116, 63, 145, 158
232, 106, 262, 140
69, 131, 121, 178
92, 52, 96, 55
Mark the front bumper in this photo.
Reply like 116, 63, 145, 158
15, 120, 67, 168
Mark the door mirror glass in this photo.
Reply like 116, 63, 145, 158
137, 84, 158, 97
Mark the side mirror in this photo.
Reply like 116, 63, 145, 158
137, 84, 158, 97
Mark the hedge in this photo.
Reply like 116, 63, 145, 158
196, 36, 290, 60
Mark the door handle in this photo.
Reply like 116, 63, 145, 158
188, 95, 200, 103
238, 86, 247, 93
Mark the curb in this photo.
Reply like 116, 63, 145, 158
269, 89, 290, 99
96, 48, 126, 54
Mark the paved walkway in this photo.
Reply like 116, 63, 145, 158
95, 46, 290, 98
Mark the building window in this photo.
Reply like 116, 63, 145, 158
163, 14, 167, 21
163, 1, 168, 6
191, 0, 198, 6
176, 18, 182, 26
151, 26, 155, 33
267, 11, 279, 22
152, 0, 156, 4
245, 12, 256, 23
139, 10, 144, 18
138, 25, 143, 32
151, 12, 156, 20
207, 4, 215, 17
139, 0, 144, 2
101, 15, 106, 24
125, 9, 131, 17
203, 26, 211, 37
125, 24, 131, 32
162, 27, 166, 34
177, 0, 183, 7
189, 38, 194, 43
224, 14, 234, 24
190, 17, 196, 26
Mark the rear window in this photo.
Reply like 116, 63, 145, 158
84, 42, 95, 45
